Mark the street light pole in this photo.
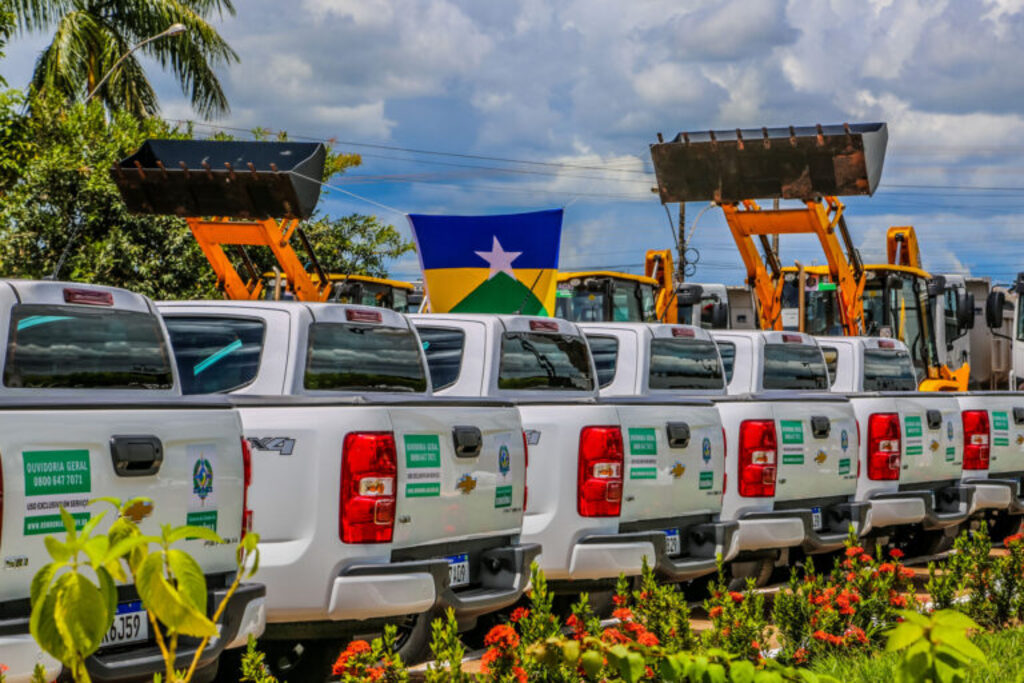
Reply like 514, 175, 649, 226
84, 23, 188, 104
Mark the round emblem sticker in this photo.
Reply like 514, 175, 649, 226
192, 457, 214, 502
498, 444, 511, 476
947, 421, 954, 440
841, 429, 849, 452
702, 437, 712, 464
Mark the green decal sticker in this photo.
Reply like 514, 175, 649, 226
946, 446, 956, 462
628, 428, 657, 456
780, 421, 804, 445
556, 289, 573, 298
906, 445, 923, 456
404, 434, 441, 468
994, 437, 1011, 447
630, 467, 657, 480
699, 471, 714, 490
904, 416, 923, 439
24, 450, 90, 496
186, 511, 218, 532
838, 458, 851, 475
25, 512, 89, 536
993, 412, 1010, 431
406, 482, 441, 498
494, 485, 513, 508
782, 453, 804, 465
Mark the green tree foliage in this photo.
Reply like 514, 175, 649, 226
0, 97, 412, 299
9, 0, 239, 118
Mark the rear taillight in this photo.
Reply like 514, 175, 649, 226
738, 420, 777, 497
240, 438, 253, 537
963, 410, 991, 471
867, 413, 901, 480
577, 426, 624, 517
721, 427, 727, 495
522, 430, 529, 511
63, 288, 113, 306
340, 432, 397, 543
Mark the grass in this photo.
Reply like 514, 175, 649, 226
811, 626, 1024, 682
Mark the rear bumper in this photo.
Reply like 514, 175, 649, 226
966, 476, 1024, 515
0, 634, 61, 683
651, 521, 740, 582
328, 542, 541, 623
84, 581, 266, 683
964, 478, 1015, 513
869, 485, 974, 530
565, 532, 657, 582
739, 502, 871, 554
735, 513, 806, 552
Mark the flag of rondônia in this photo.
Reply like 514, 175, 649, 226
408, 209, 563, 315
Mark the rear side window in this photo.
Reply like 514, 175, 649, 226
863, 349, 918, 391
305, 323, 427, 392
715, 341, 736, 383
5, 304, 173, 389
763, 343, 829, 390
821, 345, 839, 387
164, 317, 265, 394
416, 326, 465, 391
585, 335, 619, 388
649, 339, 724, 390
499, 332, 594, 391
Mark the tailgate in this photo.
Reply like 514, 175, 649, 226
390, 405, 525, 548
967, 394, 1024, 476
772, 399, 858, 501
893, 394, 963, 484
614, 402, 723, 522
2, 406, 243, 603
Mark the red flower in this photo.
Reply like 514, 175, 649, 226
729, 591, 745, 603
509, 607, 529, 623
480, 648, 500, 674
612, 594, 627, 606
846, 545, 865, 557
890, 548, 905, 559
513, 666, 528, 683
366, 666, 385, 681
794, 647, 808, 663
878, 562, 896, 574
331, 640, 371, 675
844, 625, 869, 644
846, 571, 857, 582
899, 566, 916, 580
484, 624, 520, 650
612, 607, 634, 622
812, 629, 830, 641
859, 553, 873, 563
601, 627, 631, 644
751, 640, 761, 651
709, 606, 723, 618
637, 630, 660, 647
890, 594, 908, 608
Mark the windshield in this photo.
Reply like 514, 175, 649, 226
498, 332, 593, 391
863, 348, 918, 391
649, 339, 724, 390
584, 335, 619, 388
781, 278, 844, 336
5, 305, 173, 390
762, 343, 829, 390
305, 323, 427, 392
164, 316, 265, 394
554, 279, 656, 322
862, 272, 936, 383
716, 341, 736, 383
415, 326, 465, 391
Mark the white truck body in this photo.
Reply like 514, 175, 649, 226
158, 302, 537, 639
954, 391, 1024, 518
411, 314, 670, 588
577, 322, 738, 580
0, 281, 263, 683
818, 336, 973, 532
711, 330, 869, 555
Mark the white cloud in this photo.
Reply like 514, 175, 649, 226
310, 101, 396, 138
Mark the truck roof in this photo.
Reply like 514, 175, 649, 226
813, 335, 910, 353
577, 321, 716, 343
8, 279, 155, 313
711, 329, 819, 347
410, 312, 583, 336
158, 299, 411, 328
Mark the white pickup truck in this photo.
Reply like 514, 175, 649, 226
0, 280, 264, 683
158, 301, 537, 679
410, 314, 680, 593
817, 336, 974, 554
576, 322, 738, 581
711, 330, 869, 580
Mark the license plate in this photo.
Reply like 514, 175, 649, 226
811, 507, 823, 531
447, 554, 470, 588
663, 528, 681, 556
101, 601, 148, 648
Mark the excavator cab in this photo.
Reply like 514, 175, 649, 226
554, 271, 658, 322
261, 271, 414, 310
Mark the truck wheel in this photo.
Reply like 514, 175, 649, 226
727, 558, 773, 591
259, 639, 345, 682
392, 610, 436, 665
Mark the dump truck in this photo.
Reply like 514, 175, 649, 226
649, 122, 969, 392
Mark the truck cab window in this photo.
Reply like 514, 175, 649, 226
648, 339, 724, 390
762, 343, 829, 390
862, 349, 918, 391
305, 323, 427, 392
498, 332, 594, 391
5, 305, 173, 390
164, 316, 265, 394
416, 326, 465, 391
584, 335, 618, 388
820, 345, 839, 387
715, 341, 736, 383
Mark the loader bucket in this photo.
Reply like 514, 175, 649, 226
111, 140, 327, 219
650, 122, 887, 204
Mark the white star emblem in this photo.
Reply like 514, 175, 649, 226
474, 236, 522, 280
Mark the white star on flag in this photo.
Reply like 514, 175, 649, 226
475, 236, 522, 280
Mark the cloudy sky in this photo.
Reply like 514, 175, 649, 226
7, 0, 1024, 285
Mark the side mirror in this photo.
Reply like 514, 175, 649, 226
676, 284, 703, 306
986, 290, 1006, 329
1015, 272, 1024, 295
926, 275, 946, 298
710, 302, 729, 329
958, 291, 975, 330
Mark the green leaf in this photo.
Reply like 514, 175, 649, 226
897, 610, 931, 627
607, 643, 630, 666
104, 534, 153, 565
561, 639, 580, 664
59, 507, 78, 543
731, 660, 756, 683
79, 509, 106, 539
30, 563, 58, 606
166, 548, 209, 614
136, 552, 216, 638
82, 535, 110, 569
52, 571, 112, 657
707, 662, 728, 683
30, 586, 69, 663
931, 626, 985, 662
615, 651, 644, 683
167, 525, 224, 545
932, 610, 980, 631
886, 622, 925, 651
580, 649, 603, 678
43, 536, 71, 563
90, 496, 122, 511
659, 655, 685, 682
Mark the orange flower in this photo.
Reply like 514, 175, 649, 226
890, 594, 908, 608
480, 648, 501, 674
899, 566, 915, 580
513, 666, 528, 683
709, 606, 723, 618
859, 553, 873, 563
846, 545, 865, 557
637, 630, 660, 647
484, 624, 520, 650
890, 548, 905, 559
794, 647, 808, 663
878, 562, 896, 574
1005, 533, 1024, 546
612, 607, 634, 622
729, 591, 745, 603
751, 640, 761, 650
509, 607, 529, 623
612, 594, 627, 606
601, 627, 631, 644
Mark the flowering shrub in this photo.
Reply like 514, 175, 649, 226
702, 558, 772, 660
331, 625, 407, 682
772, 532, 918, 663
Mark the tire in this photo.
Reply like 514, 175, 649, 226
390, 609, 436, 665
727, 558, 773, 591
259, 639, 345, 683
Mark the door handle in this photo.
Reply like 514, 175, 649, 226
666, 422, 690, 449
452, 426, 482, 458
926, 410, 943, 430
109, 435, 163, 477
810, 416, 831, 439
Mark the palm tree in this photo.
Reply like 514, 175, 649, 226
9, 0, 239, 118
